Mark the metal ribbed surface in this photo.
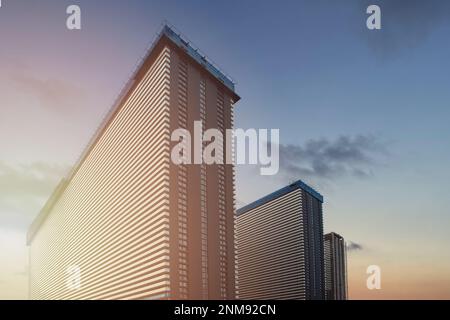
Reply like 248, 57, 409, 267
30, 48, 172, 300
236, 185, 325, 300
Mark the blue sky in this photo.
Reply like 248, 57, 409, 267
1, 0, 450, 299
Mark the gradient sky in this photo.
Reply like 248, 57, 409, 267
1, 0, 450, 299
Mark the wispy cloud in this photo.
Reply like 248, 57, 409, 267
358, 0, 450, 59
278, 135, 388, 183
9, 68, 86, 113
0, 161, 68, 198
0, 161, 69, 228
347, 241, 364, 252
236, 198, 248, 210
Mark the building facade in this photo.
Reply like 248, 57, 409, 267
235, 180, 325, 300
27, 25, 239, 300
324, 232, 348, 300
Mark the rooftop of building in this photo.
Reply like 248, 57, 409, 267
236, 180, 324, 216
325, 232, 345, 240
27, 24, 239, 245
160, 24, 237, 93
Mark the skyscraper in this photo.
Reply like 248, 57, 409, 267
235, 180, 325, 300
324, 232, 348, 300
27, 25, 239, 300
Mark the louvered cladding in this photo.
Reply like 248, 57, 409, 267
236, 184, 325, 300
324, 232, 347, 300
29, 48, 172, 300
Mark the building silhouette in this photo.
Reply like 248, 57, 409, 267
235, 180, 325, 300
324, 232, 348, 300
27, 25, 239, 300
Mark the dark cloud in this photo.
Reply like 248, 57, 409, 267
278, 135, 387, 182
358, 0, 450, 58
347, 241, 364, 252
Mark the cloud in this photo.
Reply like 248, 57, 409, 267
0, 161, 69, 228
10, 71, 86, 113
358, 0, 450, 58
13, 270, 28, 277
347, 241, 364, 252
0, 161, 68, 199
236, 198, 248, 209
278, 135, 387, 183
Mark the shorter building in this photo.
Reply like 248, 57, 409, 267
324, 232, 348, 300
235, 180, 325, 300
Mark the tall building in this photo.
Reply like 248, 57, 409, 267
27, 25, 239, 300
235, 180, 325, 300
324, 232, 348, 300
